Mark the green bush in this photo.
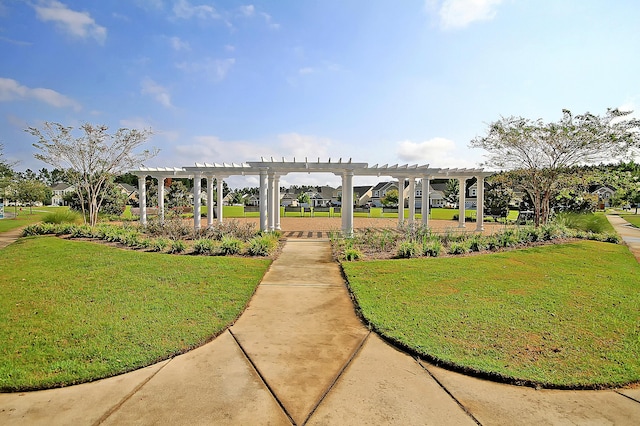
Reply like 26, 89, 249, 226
397, 241, 420, 258
343, 247, 362, 261
422, 239, 442, 257
554, 212, 608, 233
193, 238, 218, 255
42, 209, 82, 224
468, 235, 486, 252
151, 238, 169, 252
246, 235, 278, 256
220, 237, 242, 255
448, 240, 470, 255
168, 240, 186, 254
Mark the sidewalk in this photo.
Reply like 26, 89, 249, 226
1, 236, 640, 424
607, 214, 640, 262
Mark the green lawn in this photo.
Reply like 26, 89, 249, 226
0, 236, 270, 391
343, 240, 640, 388
0, 207, 61, 233
621, 214, 640, 228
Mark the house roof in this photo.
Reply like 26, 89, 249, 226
51, 183, 73, 190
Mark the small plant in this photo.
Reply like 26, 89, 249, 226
343, 247, 362, 261
42, 209, 81, 224
397, 241, 420, 258
422, 239, 442, 257
246, 235, 278, 256
220, 237, 242, 255
168, 240, 186, 254
468, 235, 486, 252
193, 238, 218, 255
151, 238, 169, 252
448, 240, 470, 255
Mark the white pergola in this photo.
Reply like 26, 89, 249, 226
131, 158, 492, 235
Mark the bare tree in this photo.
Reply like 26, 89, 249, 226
27, 123, 158, 226
470, 109, 640, 225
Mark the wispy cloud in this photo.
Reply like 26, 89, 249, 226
173, 0, 220, 20
427, 0, 504, 30
176, 58, 236, 81
0, 36, 32, 46
238, 4, 279, 29
277, 133, 332, 159
0, 77, 81, 111
168, 36, 190, 51
33, 0, 107, 44
140, 77, 172, 108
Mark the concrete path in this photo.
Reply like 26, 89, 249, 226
607, 214, 640, 262
2, 236, 640, 424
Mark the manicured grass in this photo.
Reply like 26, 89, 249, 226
0, 207, 61, 233
343, 240, 640, 388
621, 214, 640, 228
0, 236, 270, 391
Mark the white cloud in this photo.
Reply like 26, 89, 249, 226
168, 36, 190, 51
239, 5, 255, 17
172, 136, 262, 165
173, 0, 220, 19
397, 137, 479, 168
33, 0, 107, 44
0, 77, 81, 110
176, 58, 236, 81
428, 0, 504, 29
277, 133, 334, 160
140, 77, 172, 108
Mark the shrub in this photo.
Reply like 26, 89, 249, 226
448, 241, 470, 255
42, 209, 81, 224
193, 238, 218, 255
422, 239, 442, 257
468, 235, 486, 252
220, 237, 242, 255
168, 240, 186, 254
151, 238, 169, 252
69, 225, 94, 239
246, 235, 278, 256
343, 247, 362, 261
397, 241, 420, 258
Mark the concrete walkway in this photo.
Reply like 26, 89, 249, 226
607, 213, 640, 262
2, 233, 640, 424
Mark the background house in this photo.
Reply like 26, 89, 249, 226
51, 183, 75, 206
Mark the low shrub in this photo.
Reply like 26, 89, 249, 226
42, 209, 82, 224
193, 238, 218, 255
246, 235, 278, 256
468, 235, 486, 252
151, 238, 169, 252
168, 240, 186, 254
220, 237, 242, 255
448, 240, 470, 255
422, 239, 442, 257
343, 247, 362, 261
397, 241, 420, 258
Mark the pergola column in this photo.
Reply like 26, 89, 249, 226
259, 169, 268, 231
207, 176, 214, 228
408, 177, 416, 224
458, 177, 467, 228
138, 175, 147, 226
216, 178, 224, 224
476, 175, 485, 231
397, 178, 405, 227
193, 172, 202, 230
156, 176, 165, 224
274, 175, 281, 230
421, 177, 430, 227
341, 170, 354, 236
268, 172, 276, 231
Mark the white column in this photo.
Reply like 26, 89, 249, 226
397, 178, 405, 227
421, 177, 430, 227
193, 173, 202, 230
342, 170, 354, 236
408, 177, 416, 224
458, 177, 466, 228
216, 178, 224, 224
268, 172, 275, 231
274, 175, 281, 230
138, 175, 147, 226
259, 169, 268, 231
207, 176, 214, 228
476, 175, 485, 231
157, 176, 165, 224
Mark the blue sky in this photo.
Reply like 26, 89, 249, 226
1, 0, 639, 188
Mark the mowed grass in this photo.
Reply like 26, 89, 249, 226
0, 207, 61, 232
0, 236, 270, 391
621, 214, 640, 228
343, 240, 640, 388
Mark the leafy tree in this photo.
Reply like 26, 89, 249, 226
381, 188, 399, 207
228, 191, 245, 205
27, 122, 157, 226
484, 174, 512, 216
64, 179, 127, 216
166, 181, 190, 208
471, 109, 640, 225
443, 179, 459, 207
297, 192, 311, 205
15, 179, 50, 212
